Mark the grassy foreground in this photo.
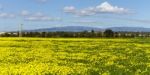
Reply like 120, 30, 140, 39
0, 38, 150, 75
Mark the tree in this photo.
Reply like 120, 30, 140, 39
104, 29, 114, 37
91, 29, 95, 33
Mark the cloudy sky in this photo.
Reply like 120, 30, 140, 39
0, 0, 150, 31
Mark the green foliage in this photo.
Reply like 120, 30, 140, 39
104, 29, 114, 37
0, 38, 149, 75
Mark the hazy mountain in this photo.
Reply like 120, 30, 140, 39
26, 26, 103, 32
24, 26, 150, 32
109, 27, 150, 32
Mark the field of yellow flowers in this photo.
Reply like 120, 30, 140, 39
0, 38, 150, 75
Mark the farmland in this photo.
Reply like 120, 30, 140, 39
0, 38, 150, 75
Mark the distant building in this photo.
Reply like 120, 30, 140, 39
0, 32, 5, 35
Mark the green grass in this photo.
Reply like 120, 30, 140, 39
0, 38, 150, 75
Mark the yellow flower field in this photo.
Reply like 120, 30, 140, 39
0, 38, 150, 75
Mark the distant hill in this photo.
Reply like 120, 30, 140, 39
26, 26, 103, 32
24, 26, 150, 32
109, 27, 150, 32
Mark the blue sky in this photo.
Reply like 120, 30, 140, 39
0, 0, 150, 31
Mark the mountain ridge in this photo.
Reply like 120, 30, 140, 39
22, 26, 150, 32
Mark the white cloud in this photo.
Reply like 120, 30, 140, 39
24, 16, 61, 21
21, 11, 61, 21
0, 12, 15, 18
76, 9, 96, 16
64, 6, 76, 13
0, 5, 16, 19
20, 10, 30, 16
96, 2, 128, 14
64, 2, 130, 16
64, 6, 95, 16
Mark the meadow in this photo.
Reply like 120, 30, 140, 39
0, 38, 150, 75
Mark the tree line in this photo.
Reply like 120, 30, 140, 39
0, 29, 150, 38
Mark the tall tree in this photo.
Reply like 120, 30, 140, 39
104, 29, 114, 37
